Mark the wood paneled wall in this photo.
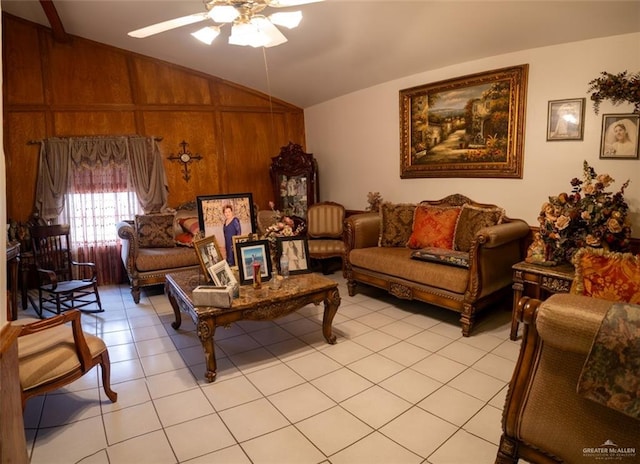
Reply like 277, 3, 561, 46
2, 14, 306, 222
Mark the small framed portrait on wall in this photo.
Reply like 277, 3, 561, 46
547, 98, 585, 141
600, 114, 639, 159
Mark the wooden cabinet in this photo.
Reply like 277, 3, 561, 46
510, 261, 575, 340
269, 142, 319, 218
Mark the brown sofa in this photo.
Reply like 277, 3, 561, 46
117, 202, 201, 303
343, 194, 530, 336
497, 294, 639, 463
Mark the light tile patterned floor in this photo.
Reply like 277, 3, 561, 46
19, 273, 522, 464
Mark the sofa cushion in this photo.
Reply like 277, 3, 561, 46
453, 204, 505, 252
378, 202, 416, 247
411, 247, 470, 268
571, 248, 640, 304
349, 247, 469, 294
135, 247, 199, 272
135, 214, 176, 248
407, 206, 461, 250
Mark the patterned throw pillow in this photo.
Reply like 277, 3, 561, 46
179, 217, 200, 235
577, 302, 640, 420
135, 213, 176, 248
453, 204, 505, 252
410, 247, 470, 268
571, 248, 640, 303
378, 202, 416, 247
407, 206, 461, 250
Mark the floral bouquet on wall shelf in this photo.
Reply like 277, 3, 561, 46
537, 161, 631, 264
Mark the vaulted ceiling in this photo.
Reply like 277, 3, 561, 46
3, 1, 640, 108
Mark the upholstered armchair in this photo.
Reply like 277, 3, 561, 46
306, 201, 346, 274
497, 293, 639, 463
15, 309, 117, 410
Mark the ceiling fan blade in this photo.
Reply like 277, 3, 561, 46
128, 13, 209, 38
267, 0, 323, 8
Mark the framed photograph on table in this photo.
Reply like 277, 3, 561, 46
547, 98, 585, 141
194, 235, 222, 283
210, 260, 237, 288
231, 233, 258, 269
276, 236, 311, 275
196, 193, 256, 267
235, 239, 272, 285
600, 114, 639, 159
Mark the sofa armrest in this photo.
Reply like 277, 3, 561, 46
116, 221, 138, 277
475, 219, 530, 248
467, 219, 530, 301
344, 212, 380, 251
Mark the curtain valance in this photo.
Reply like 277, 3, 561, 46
35, 135, 168, 218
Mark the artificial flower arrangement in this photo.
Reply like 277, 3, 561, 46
263, 201, 306, 238
537, 161, 631, 264
587, 70, 640, 114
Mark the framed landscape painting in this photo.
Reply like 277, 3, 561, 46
196, 193, 256, 266
400, 64, 528, 179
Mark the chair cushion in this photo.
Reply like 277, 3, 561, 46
378, 202, 416, 247
407, 206, 461, 250
17, 323, 107, 391
135, 213, 176, 248
308, 239, 345, 256
453, 204, 504, 252
571, 248, 640, 303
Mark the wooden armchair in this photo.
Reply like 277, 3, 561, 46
306, 201, 346, 274
15, 310, 117, 410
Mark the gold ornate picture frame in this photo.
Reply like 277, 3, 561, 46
400, 64, 528, 179
193, 235, 222, 283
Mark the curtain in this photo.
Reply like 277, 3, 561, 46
35, 135, 169, 285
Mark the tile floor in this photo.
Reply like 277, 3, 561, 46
18, 273, 522, 464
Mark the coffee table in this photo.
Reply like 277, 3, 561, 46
165, 270, 341, 382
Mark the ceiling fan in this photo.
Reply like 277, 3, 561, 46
128, 0, 323, 48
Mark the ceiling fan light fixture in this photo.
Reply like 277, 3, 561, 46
269, 11, 302, 29
229, 22, 265, 47
191, 26, 221, 44
209, 5, 240, 23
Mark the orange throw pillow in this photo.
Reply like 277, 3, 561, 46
407, 206, 461, 249
571, 248, 640, 304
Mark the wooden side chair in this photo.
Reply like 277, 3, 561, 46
306, 201, 346, 274
15, 309, 117, 410
30, 224, 103, 317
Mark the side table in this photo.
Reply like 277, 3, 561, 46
510, 261, 575, 340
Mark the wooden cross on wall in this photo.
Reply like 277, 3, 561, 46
167, 141, 203, 182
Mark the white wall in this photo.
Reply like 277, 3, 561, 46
305, 33, 640, 235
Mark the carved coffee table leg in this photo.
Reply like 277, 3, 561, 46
165, 284, 182, 330
322, 288, 341, 344
197, 319, 217, 382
